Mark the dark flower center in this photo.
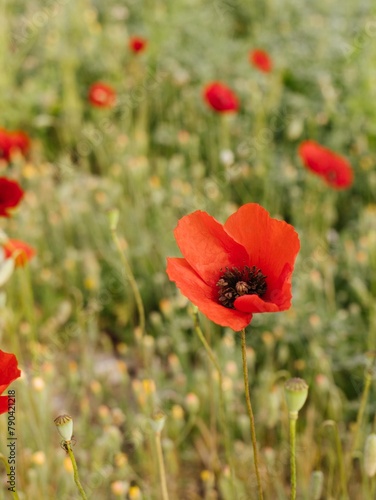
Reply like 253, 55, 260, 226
216, 266, 267, 309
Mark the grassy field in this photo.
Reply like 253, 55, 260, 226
1, 0, 376, 499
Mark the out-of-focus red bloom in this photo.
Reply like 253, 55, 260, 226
0, 178, 24, 217
10, 131, 30, 156
129, 36, 148, 54
0, 129, 11, 161
298, 140, 353, 189
0, 128, 30, 162
3, 239, 35, 267
0, 350, 21, 414
250, 49, 273, 73
167, 203, 300, 331
203, 82, 239, 113
88, 83, 116, 108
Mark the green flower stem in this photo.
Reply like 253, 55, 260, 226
0, 454, 20, 500
66, 441, 88, 500
154, 431, 170, 500
18, 264, 37, 344
321, 420, 348, 499
371, 476, 376, 500
220, 114, 230, 151
351, 365, 374, 458
110, 222, 146, 363
193, 310, 237, 498
289, 414, 297, 500
175, 414, 197, 446
240, 328, 263, 500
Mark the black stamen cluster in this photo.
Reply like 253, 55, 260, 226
216, 266, 267, 309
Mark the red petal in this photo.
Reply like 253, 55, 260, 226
299, 141, 330, 175
173, 211, 249, 287
0, 396, 8, 414
0, 350, 21, 395
203, 82, 239, 113
167, 258, 253, 330
3, 239, 35, 267
299, 141, 353, 189
250, 49, 272, 73
235, 263, 293, 313
0, 178, 24, 217
234, 294, 279, 313
224, 203, 300, 290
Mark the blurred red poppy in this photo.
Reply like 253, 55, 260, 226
0, 350, 21, 414
0, 128, 30, 162
88, 83, 116, 108
10, 131, 30, 156
0, 129, 11, 161
0, 178, 24, 217
167, 203, 300, 331
3, 239, 35, 267
250, 49, 273, 73
299, 140, 353, 189
129, 36, 148, 53
203, 82, 239, 113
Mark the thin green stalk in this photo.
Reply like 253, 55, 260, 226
371, 476, 376, 500
175, 414, 197, 446
0, 454, 20, 500
321, 420, 348, 499
351, 364, 374, 458
240, 328, 263, 499
193, 310, 237, 498
18, 264, 37, 344
110, 213, 146, 363
66, 442, 88, 500
154, 431, 170, 500
289, 416, 297, 500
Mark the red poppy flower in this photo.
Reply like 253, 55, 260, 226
298, 140, 353, 189
0, 128, 12, 161
88, 82, 116, 108
203, 82, 239, 113
0, 178, 24, 217
9, 131, 30, 157
0, 350, 21, 414
250, 49, 273, 73
167, 203, 300, 331
129, 36, 148, 54
0, 128, 30, 162
3, 239, 35, 267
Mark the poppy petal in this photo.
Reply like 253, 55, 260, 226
0, 395, 9, 414
299, 140, 353, 189
203, 82, 239, 113
235, 264, 293, 313
167, 257, 253, 330
0, 350, 21, 394
3, 239, 35, 267
0, 178, 24, 217
173, 211, 249, 287
234, 294, 280, 313
224, 203, 300, 287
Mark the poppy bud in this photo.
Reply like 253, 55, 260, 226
150, 410, 166, 434
54, 414, 73, 441
284, 378, 309, 417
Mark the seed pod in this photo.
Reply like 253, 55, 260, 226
150, 410, 166, 434
54, 414, 73, 441
284, 378, 309, 417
